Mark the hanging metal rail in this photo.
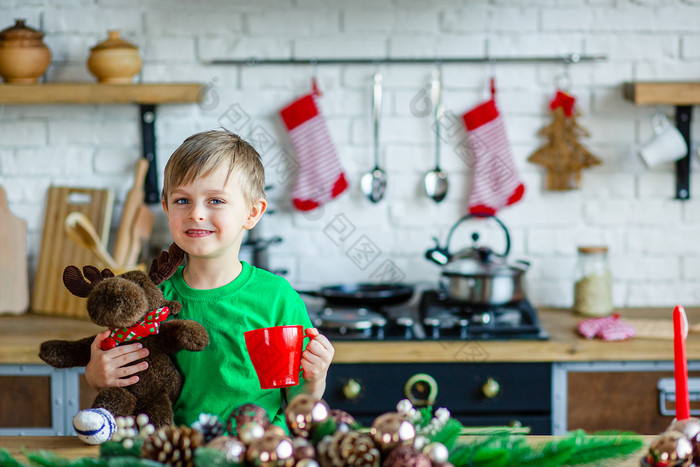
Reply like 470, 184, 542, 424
210, 53, 606, 66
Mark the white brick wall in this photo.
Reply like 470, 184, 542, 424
3, 0, 700, 308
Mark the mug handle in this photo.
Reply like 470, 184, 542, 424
298, 328, 318, 373
652, 113, 670, 134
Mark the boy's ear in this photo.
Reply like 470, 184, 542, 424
161, 198, 169, 217
244, 198, 267, 230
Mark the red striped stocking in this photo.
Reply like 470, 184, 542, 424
462, 80, 525, 216
280, 84, 348, 211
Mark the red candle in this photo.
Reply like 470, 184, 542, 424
674, 305, 690, 420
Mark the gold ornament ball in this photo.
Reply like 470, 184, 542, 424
369, 412, 416, 453
246, 432, 294, 467
285, 394, 330, 438
646, 431, 693, 467
383, 445, 432, 467
292, 437, 315, 461
228, 403, 271, 434
206, 435, 246, 463
239, 421, 266, 445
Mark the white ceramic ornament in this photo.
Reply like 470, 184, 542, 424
72, 408, 116, 444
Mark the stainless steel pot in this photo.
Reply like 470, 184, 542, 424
425, 214, 530, 305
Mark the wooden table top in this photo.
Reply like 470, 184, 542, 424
1, 308, 698, 364
0, 435, 651, 466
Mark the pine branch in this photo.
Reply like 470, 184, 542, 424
0, 448, 28, 467
567, 431, 644, 466
430, 418, 464, 450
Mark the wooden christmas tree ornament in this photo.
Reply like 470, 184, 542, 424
529, 90, 601, 190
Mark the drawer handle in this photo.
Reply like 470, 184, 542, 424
342, 378, 362, 400
404, 373, 438, 407
658, 377, 700, 416
482, 378, 500, 399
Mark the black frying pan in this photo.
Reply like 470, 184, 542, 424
297, 283, 415, 308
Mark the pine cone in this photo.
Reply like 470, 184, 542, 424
141, 425, 204, 467
317, 430, 380, 467
191, 413, 225, 443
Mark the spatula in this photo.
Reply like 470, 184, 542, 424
113, 158, 149, 267
64, 211, 118, 270
124, 205, 155, 268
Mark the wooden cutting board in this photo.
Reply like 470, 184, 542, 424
626, 318, 700, 340
0, 186, 29, 314
31, 186, 113, 319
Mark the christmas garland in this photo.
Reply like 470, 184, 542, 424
0, 396, 644, 467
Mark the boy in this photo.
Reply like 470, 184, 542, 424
82, 130, 334, 434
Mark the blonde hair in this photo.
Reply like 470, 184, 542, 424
162, 130, 266, 205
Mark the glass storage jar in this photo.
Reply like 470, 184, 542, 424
573, 246, 613, 316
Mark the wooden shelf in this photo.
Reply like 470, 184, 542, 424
623, 81, 700, 105
0, 83, 203, 105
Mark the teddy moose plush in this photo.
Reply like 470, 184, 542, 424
38, 243, 209, 444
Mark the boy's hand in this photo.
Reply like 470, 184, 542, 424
85, 330, 150, 391
301, 328, 334, 383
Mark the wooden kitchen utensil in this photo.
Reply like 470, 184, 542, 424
64, 212, 118, 270
113, 158, 149, 268
0, 186, 29, 314
124, 204, 154, 267
32, 186, 113, 319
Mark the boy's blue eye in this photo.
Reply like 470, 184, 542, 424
210, 198, 224, 204
174, 198, 189, 205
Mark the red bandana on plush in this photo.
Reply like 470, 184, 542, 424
100, 307, 170, 351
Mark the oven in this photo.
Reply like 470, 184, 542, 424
324, 362, 552, 435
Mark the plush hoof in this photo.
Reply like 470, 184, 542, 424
73, 408, 116, 445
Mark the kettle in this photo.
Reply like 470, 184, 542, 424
425, 213, 530, 305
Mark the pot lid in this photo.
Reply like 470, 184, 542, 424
91, 30, 138, 51
0, 19, 44, 42
442, 257, 528, 276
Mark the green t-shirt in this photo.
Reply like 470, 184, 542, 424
160, 261, 313, 428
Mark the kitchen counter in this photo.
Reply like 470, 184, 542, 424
1, 308, 696, 364
0, 435, 651, 466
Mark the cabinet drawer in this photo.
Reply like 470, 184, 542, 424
325, 363, 551, 415
0, 375, 52, 428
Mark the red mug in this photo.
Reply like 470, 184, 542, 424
244, 325, 308, 389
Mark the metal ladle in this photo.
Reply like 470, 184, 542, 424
360, 72, 387, 203
424, 67, 449, 203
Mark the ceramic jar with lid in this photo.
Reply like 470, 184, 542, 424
87, 30, 141, 83
573, 246, 613, 316
0, 19, 51, 83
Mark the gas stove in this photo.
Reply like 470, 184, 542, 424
307, 289, 548, 341
419, 290, 548, 340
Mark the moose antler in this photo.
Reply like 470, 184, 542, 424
149, 243, 185, 285
63, 265, 115, 298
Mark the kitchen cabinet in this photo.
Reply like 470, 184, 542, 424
0, 365, 96, 435
325, 362, 552, 434
553, 361, 700, 435
0, 82, 202, 203
2, 309, 697, 436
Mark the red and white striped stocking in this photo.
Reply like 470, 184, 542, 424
280, 85, 348, 211
462, 81, 525, 215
